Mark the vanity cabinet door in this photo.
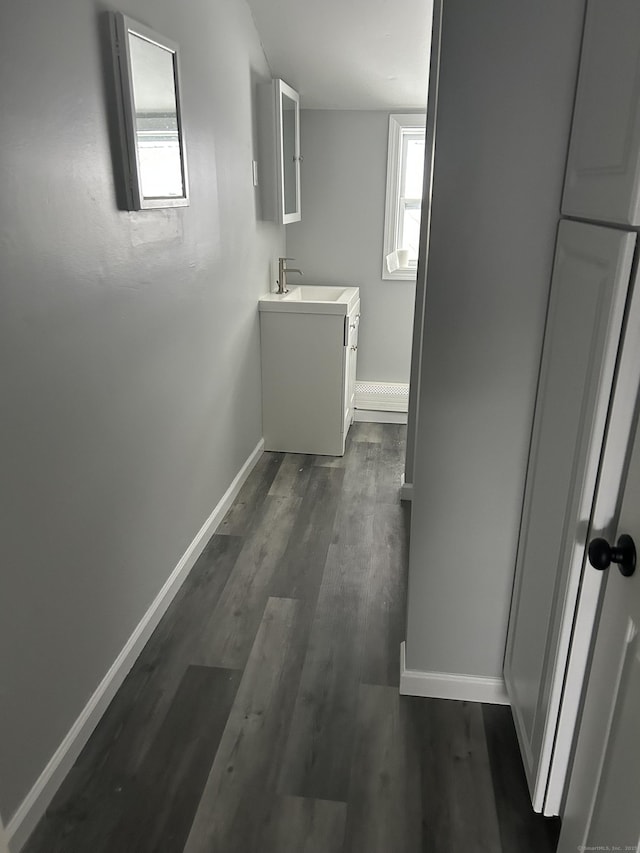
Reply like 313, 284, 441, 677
343, 304, 360, 437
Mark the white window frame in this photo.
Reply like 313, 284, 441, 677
382, 114, 426, 281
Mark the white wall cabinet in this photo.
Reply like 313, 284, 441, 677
258, 78, 301, 224
562, 0, 640, 226
505, 0, 640, 818
259, 289, 359, 456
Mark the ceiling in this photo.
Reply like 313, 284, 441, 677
245, 0, 433, 110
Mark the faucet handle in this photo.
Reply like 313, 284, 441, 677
280, 256, 296, 262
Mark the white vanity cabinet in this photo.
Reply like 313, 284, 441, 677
259, 287, 360, 456
258, 78, 301, 224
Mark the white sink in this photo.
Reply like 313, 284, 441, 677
284, 286, 347, 302
259, 284, 360, 315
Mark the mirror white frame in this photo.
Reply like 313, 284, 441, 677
257, 78, 301, 224
276, 79, 301, 224
112, 13, 189, 210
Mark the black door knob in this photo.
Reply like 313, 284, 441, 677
588, 534, 636, 577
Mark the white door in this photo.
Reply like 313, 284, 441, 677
562, 0, 640, 226
557, 329, 640, 851
504, 220, 636, 812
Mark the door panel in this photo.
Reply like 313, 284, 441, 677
588, 622, 639, 844
504, 220, 635, 811
558, 349, 640, 850
562, 0, 640, 225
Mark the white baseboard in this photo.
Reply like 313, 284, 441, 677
399, 474, 413, 501
399, 642, 509, 705
7, 439, 264, 853
354, 409, 408, 424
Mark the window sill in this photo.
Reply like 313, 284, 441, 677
382, 268, 417, 281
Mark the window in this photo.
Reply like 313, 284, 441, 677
382, 114, 426, 280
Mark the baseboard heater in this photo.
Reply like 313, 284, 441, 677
355, 381, 409, 412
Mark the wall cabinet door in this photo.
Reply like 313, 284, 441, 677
259, 79, 301, 224
504, 220, 635, 813
562, 0, 640, 226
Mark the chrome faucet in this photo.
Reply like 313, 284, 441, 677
277, 257, 303, 293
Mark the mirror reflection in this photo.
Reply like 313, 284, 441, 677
128, 34, 184, 199
282, 93, 297, 215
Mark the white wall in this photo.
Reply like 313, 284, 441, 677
405, 0, 442, 488
0, 0, 282, 824
405, 0, 586, 679
0, 816, 9, 853
286, 110, 416, 383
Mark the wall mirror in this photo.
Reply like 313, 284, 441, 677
277, 81, 301, 223
281, 90, 298, 217
112, 13, 189, 209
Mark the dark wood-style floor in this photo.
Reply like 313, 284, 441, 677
24, 423, 560, 853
